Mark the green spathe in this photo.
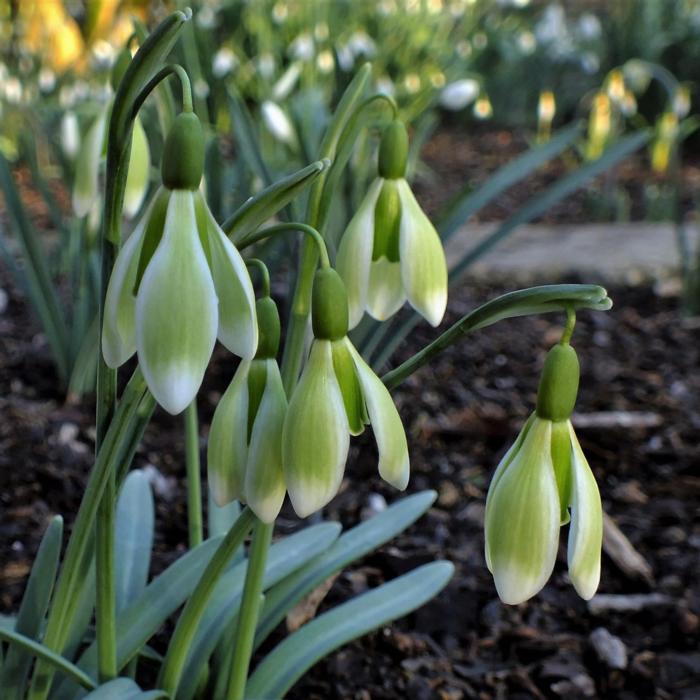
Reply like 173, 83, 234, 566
536, 343, 580, 421
378, 120, 409, 180
311, 268, 349, 341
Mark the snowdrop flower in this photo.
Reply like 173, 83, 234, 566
212, 47, 237, 78
283, 268, 409, 517
102, 112, 257, 414
208, 296, 286, 522
485, 343, 603, 605
337, 120, 447, 329
289, 33, 314, 62
439, 79, 479, 111
61, 111, 80, 160
272, 61, 301, 101
261, 100, 296, 145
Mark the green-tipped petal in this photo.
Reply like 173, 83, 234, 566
347, 340, 409, 489
245, 360, 288, 523
207, 360, 250, 506
336, 178, 383, 329
200, 195, 258, 359
331, 339, 367, 436
73, 110, 107, 217
485, 417, 560, 605
123, 116, 150, 218
396, 179, 447, 327
136, 190, 218, 415
484, 413, 536, 560
102, 209, 148, 367
567, 422, 603, 600
283, 340, 350, 518
366, 257, 405, 321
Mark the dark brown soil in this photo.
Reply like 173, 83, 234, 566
1, 267, 699, 700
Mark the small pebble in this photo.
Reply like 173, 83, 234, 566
590, 627, 628, 670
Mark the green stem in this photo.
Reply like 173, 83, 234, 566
132, 63, 193, 116
560, 307, 576, 345
381, 285, 612, 391
225, 519, 274, 700
29, 370, 150, 700
185, 400, 203, 548
158, 508, 256, 696
95, 479, 117, 682
238, 222, 330, 268
280, 64, 372, 392
245, 258, 271, 297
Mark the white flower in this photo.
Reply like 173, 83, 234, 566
102, 188, 257, 414
212, 48, 237, 78
439, 79, 479, 111
337, 178, 447, 329
261, 101, 296, 145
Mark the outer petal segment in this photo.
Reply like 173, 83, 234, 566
336, 178, 384, 329
567, 422, 603, 600
136, 190, 218, 415
283, 340, 350, 517
484, 417, 560, 605
207, 360, 251, 506
397, 179, 447, 327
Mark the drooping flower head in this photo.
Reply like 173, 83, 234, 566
485, 342, 603, 605
283, 267, 409, 517
337, 119, 447, 329
208, 295, 287, 523
102, 110, 257, 414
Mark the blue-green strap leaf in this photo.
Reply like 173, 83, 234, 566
246, 561, 455, 698
254, 490, 437, 648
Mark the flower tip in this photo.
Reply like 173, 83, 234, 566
287, 489, 331, 519
147, 371, 200, 415
493, 566, 547, 605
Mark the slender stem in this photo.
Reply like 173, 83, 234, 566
132, 63, 193, 117
184, 400, 203, 548
356, 93, 398, 119
225, 520, 274, 700
245, 258, 271, 297
560, 307, 576, 345
238, 222, 330, 269
95, 482, 117, 682
158, 508, 256, 696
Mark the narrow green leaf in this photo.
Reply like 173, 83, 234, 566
115, 471, 154, 613
0, 152, 69, 380
176, 522, 341, 700
0, 516, 63, 699
246, 561, 454, 698
437, 122, 582, 242
255, 490, 437, 648
228, 89, 272, 186
224, 160, 328, 242
83, 678, 166, 699
0, 628, 96, 692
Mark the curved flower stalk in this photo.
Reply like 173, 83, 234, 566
102, 111, 257, 414
337, 119, 447, 329
283, 267, 409, 517
485, 341, 603, 605
208, 296, 287, 523
73, 50, 151, 220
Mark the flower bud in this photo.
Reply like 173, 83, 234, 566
161, 112, 205, 190
536, 343, 580, 421
311, 268, 349, 341
378, 119, 408, 179
255, 296, 281, 359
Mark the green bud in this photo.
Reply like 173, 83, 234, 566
378, 119, 408, 179
161, 112, 205, 190
255, 296, 281, 359
312, 268, 349, 341
111, 48, 132, 91
536, 343, 580, 421
373, 179, 401, 262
